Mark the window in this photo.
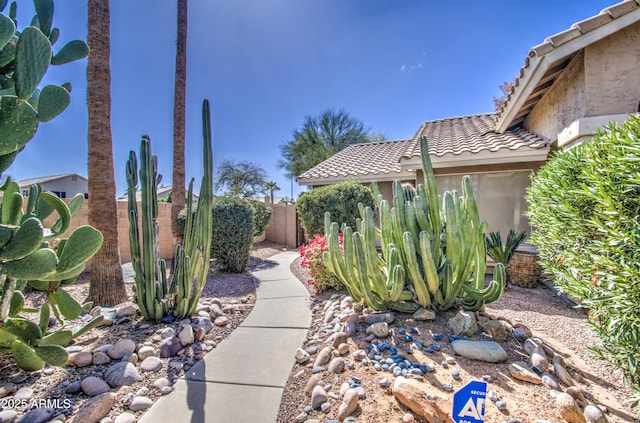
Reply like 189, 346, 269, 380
51, 191, 67, 199
84, 193, 89, 199
22, 190, 29, 196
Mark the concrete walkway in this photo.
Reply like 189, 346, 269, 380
139, 251, 311, 423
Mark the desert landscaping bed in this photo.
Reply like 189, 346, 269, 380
276, 257, 639, 423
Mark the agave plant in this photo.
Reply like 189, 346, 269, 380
485, 229, 527, 283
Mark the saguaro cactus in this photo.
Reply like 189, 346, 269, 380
324, 136, 505, 312
127, 99, 213, 321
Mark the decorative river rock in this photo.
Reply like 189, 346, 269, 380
450, 339, 507, 363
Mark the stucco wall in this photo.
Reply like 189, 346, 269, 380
584, 21, 640, 116
525, 53, 586, 141
525, 21, 640, 142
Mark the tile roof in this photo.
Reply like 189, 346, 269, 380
297, 115, 549, 185
496, 0, 640, 130
297, 139, 416, 184
16, 173, 87, 187
404, 114, 548, 159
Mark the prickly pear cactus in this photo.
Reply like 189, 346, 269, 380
0, 0, 89, 172
324, 136, 505, 313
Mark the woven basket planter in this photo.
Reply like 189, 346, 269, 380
508, 244, 541, 288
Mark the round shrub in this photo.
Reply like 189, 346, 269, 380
246, 198, 272, 237
296, 181, 375, 238
210, 197, 254, 273
526, 115, 640, 395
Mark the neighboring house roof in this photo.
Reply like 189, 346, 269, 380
297, 139, 416, 185
16, 173, 87, 187
400, 114, 549, 170
496, 0, 640, 131
118, 185, 199, 201
298, 116, 549, 185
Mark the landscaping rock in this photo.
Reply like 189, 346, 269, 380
14, 407, 55, 423
67, 351, 93, 367
115, 304, 137, 318
81, 376, 110, 396
311, 385, 328, 410
451, 340, 507, 363
332, 332, 347, 348
337, 343, 350, 356
114, 412, 136, 423
314, 346, 333, 367
509, 361, 542, 384
295, 348, 310, 364
153, 377, 170, 390
14, 387, 33, 400
328, 357, 346, 374
366, 322, 389, 338
479, 319, 510, 341
448, 311, 478, 336
92, 352, 111, 366
65, 381, 82, 394
337, 388, 360, 421
392, 377, 453, 423
555, 392, 586, 423
178, 325, 194, 346
107, 339, 136, 360
583, 405, 608, 423
413, 308, 436, 321
541, 373, 559, 390
105, 362, 142, 388
214, 316, 229, 326
129, 396, 153, 411
140, 356, 163, 373
71, 392, 116, 423
304, 373, 322, 397
159, 335, 182, 358
364, 312, 394, 325
0, 409, 17, 423
137, 345, 156, 361
0, 382, 16, 398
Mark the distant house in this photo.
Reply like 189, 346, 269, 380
298, 0, 640, 237
118, 185, 199, 202
17, 173, 89, 199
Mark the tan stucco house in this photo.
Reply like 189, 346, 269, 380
17, 173, 89, 199
297, 0, 640, 237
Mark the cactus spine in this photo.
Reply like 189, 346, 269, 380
323, 136, 505, 313
128, 100, 213, 322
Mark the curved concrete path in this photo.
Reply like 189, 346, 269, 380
139, 251, 311, 423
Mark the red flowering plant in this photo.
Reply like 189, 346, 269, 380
299, 233, 344, 292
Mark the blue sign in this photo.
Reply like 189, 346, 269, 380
452, 380, 488, 423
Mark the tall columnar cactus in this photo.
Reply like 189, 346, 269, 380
0, 181, 104, 371
324, 136, 505, 312
0, 0, 89, 174
128, 99, 213, 322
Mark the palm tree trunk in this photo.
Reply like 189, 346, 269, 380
171, 0, 188, 247
86, 0, 127, 306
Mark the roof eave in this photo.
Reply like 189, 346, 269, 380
399, 147, 550, 170
496, 6, 640, 133
297, 171, 416, 187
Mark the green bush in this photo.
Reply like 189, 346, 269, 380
297, 181, 375, 238
246, 198, 272, 237
527, 115, 640, 398
210, 197, 254, 273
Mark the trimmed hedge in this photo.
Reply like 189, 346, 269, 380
296, 181, 375, 238
527, 115, 640, 397
246, 198, 272, 237
210, 197, 254, 273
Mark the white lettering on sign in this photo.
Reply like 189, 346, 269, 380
458, 397, 485, 420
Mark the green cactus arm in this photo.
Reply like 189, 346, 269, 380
55, 225, 102, 273
48, 27, 58, 45
388, 263, 405, 302
361, 207, 388, 300
38, 302, 49, 334
3, 316, 42, 345
0, 12, 15, 50
353, 232, 384, 310
50, 39, 88, 65
33, 0, 53, 36
14, 26, 51, 99
35, 344, 66, 366
419, 231, 440, 294
37, 84, 70, 122
392, 181, 407, 232
387, 299, 419, 313
11, 340, 44, 370
71, 315, 103, 339
0, 224, 12, 248
340, 226, 363, 301
1, 180, 20, 224
0, 247, 57, 280
7, 288, 23, 316
38, 191, 71, 239
402, 231, 430, 307
0, 327, 17, 347
24, 184, 41, 216
53, 287, 81, 320
0, 217, 44, 260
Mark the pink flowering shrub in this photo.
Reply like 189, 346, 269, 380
299, 233, 344, 292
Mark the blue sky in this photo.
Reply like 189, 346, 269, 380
8, 0, 615, 198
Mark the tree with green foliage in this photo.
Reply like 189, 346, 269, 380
527, 115, 640, 401
278, 108, 380, 178
214, 159, 267, 198
264, 180, 279, 204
